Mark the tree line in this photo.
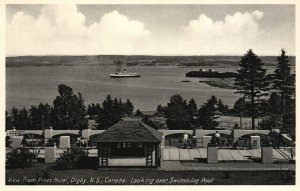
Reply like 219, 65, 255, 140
88, 95, 134, 129
148, 95, 228, 130
6, 84, 135, 130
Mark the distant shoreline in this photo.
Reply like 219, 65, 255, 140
5, 55, 295, 67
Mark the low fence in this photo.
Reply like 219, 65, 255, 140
165, 138, 196, 148
281, 134, 295, 159
166, 136, 287, 151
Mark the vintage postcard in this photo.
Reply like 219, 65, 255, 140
1, 0, 298, 189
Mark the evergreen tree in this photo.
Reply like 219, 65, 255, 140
124, 99, 134, 116
157, 104, 166, 113
95, 103, 101, 114
74, 92, 88, 129
233, 97, 250, 117
234, 49, 269, 129
259, 115, 282, 130
18, 107, 31, 130
96, 95, 123, 129
187, 98, 198, 116
30, 103, 52, 130
102, 95, 114, 109
88, 103, 102, 118
267, 92, 282, 114
5, 111, 13, 130
272, 49, 295, 132
217, 99, 229, 114
87, 104, 92, 116
187, 98, 197, 127
97, 95, 114, 129
118, 98, 125, 115
11, 107, 20, 129
87, 103, 97, 118
196, 96, 219, 130
113, 97, 123, 119
165, 94, 190, 130
285, 98, 295, 140
51, 84, 88, 130
135, 109, 143, 116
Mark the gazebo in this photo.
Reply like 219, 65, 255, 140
94, 120, 162, 167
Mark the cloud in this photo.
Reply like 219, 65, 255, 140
87, 10, 150, 54
251, 10, 264, 20
6, 7, 294, 56
177, 11, 266, 55
6, 5, 150, 55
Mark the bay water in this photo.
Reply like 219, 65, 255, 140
6, 65, 281, 111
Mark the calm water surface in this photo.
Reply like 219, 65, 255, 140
7, 65, 282, 110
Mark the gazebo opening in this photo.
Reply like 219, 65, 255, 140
110, 143, 144, 157
94, 120, 162, 167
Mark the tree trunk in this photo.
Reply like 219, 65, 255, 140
282, 93, 286, 131
251, 90, 255, 130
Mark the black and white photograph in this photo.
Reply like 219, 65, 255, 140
2, 1, 297, 187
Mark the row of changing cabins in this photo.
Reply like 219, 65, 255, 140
6, 120, 294, 168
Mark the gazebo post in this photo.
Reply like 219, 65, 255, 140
98, 143, 109, 167
151, 143, 154, 167
97, 144, 100, 166
155, 143, 160, 167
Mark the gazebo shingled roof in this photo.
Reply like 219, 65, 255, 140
93, 120, 162, 143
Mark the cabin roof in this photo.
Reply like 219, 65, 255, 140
93, 120, 162, 143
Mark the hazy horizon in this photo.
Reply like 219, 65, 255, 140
6, 53, 296, 57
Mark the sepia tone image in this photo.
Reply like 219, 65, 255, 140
5, 4, 295, 185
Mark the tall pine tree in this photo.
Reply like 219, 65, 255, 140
272, 49, 295, 133
234, 49, 269, 129
96, 95, 115, 129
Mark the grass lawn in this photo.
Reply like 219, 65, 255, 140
6, 163, 295, 185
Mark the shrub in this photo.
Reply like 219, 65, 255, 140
259, 117, 282, 130
6, 148, 39, 169
54, 147, 88, 170
6, 136, 12, 147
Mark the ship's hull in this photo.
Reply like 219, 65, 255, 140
110, 74, 141, 78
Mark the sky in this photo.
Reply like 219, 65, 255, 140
6, 4, 295, 56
